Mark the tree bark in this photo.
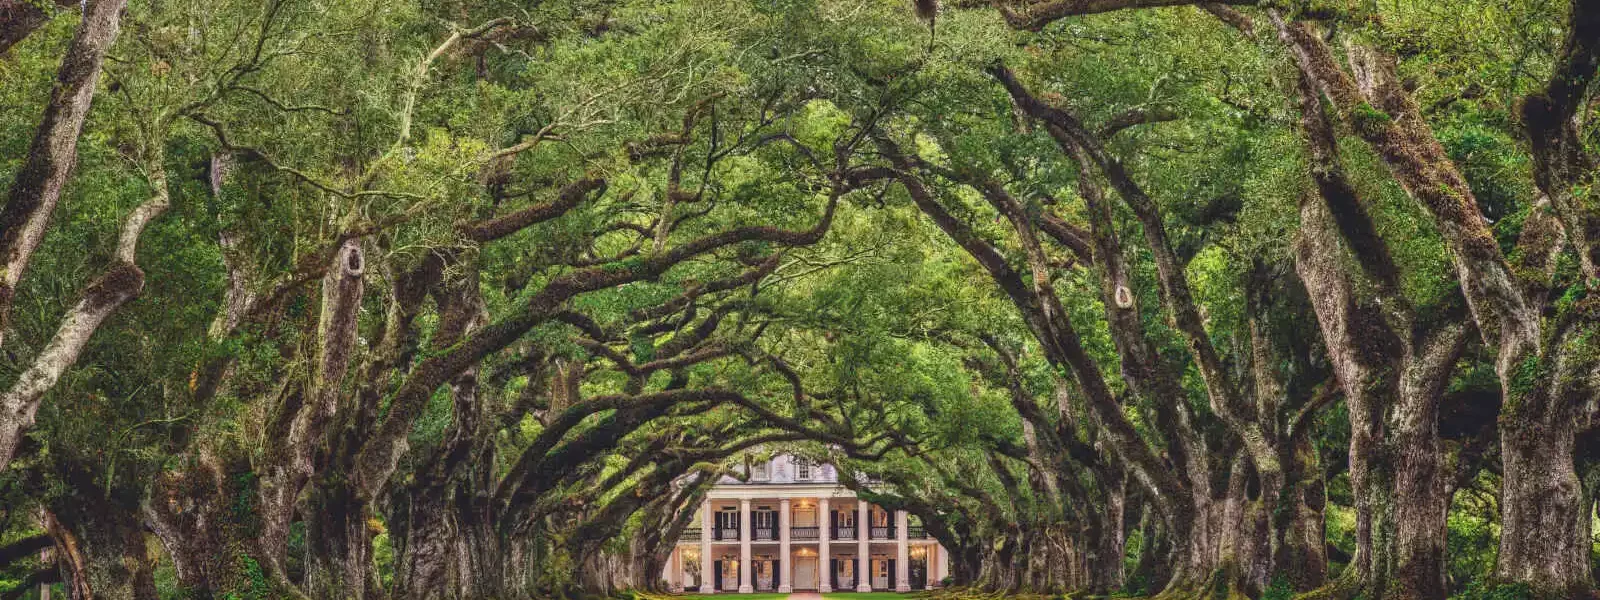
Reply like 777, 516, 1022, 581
302, 482, 381, 600
143, 453, 278, 598
1273, 11, 1600, 596
0, 153, 169, 470
0, 0, 126, 347
1288, 70, 1466, 600
46, 500, 158, 600
0, 0, 77, 54
1494, 2, 1600, 594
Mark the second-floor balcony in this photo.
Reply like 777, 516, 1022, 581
689, 523, 928, 542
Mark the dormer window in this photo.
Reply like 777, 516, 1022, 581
794, 456, 812, 480
752, 460, 770, 481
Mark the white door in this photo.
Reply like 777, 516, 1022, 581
756, 559, 773, 590
872, 558, 889, 589
794, 557, 817, 590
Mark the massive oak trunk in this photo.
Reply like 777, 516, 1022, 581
1493, 1, 1600, 593
303, 482, 381, 600
47, 498, 157, 600
1289, 69, 1465, 600
1273, 12, 1599, 596
144, 454, 287, 598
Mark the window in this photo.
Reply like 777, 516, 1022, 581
752, 460, 770, 481
795, 456, 812, 480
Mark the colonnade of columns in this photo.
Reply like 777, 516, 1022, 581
690, 496, 927, 593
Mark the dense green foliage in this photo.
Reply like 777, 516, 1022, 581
0, 0, 1598, 599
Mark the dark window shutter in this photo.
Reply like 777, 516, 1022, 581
714, 560, 723, 589
775, 559, 781, 587
830, 558, 838, 589
890, 559, 897, 587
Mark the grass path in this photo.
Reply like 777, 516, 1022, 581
651, 591, 920, 600
820, 593, 919, 600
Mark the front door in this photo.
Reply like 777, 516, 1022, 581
872, 557, 890, 590
794, 557, 818, 590
721, 558, 740, 591
755, 558, 775, 591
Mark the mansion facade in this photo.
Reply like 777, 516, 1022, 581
660, 454, 949, 593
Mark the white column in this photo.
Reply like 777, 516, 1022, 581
778, 498, 793, 592
818, 498, 832, 593
700, 501, 716, 593
856, 499, 871, 591
666, 547, 680, 592
39, 547, 50, 600
895, 510, 911, 591
738, 498, 753, 593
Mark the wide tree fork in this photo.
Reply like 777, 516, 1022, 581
1283, 68, 1473, 600
1267, 6, 1600, 595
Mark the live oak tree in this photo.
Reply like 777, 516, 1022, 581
2, 1, 1599, 600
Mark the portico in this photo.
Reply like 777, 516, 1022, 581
660, 454, 948, 593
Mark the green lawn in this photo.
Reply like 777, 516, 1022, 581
822, 593, 923, 600
668, 594, 790, 600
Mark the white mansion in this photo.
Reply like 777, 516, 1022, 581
661, 454, 950, 593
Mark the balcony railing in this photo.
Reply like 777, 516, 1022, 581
690, 525, 918, 543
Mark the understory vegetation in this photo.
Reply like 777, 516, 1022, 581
2, 0, 1599, 599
